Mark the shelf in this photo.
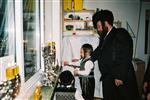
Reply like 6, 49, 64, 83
63, 30, 96, 36
64, 19, 92, 22
63, 29, 98, 37
63, 33, 99, 37
64, 9, 95, 13
63, 30, 94, 32
63, 9, 95, 37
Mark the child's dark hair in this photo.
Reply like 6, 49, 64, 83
81, 44, 93, 55
59, 70, 74, 86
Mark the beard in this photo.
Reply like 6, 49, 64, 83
97, 25, 108, 39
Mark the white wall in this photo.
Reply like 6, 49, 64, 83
84, 0, 140, 35
44, 0, 53, 43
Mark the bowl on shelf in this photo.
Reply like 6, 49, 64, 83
66, 25, 74, 30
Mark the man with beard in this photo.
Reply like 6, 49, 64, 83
91, 9, 140, 100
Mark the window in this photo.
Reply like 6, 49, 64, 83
0, 0, 15, 57
23, 0, 41, 81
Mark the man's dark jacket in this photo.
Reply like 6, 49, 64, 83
91, 27, 140, 100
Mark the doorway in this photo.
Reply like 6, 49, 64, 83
145, 10, 150, 63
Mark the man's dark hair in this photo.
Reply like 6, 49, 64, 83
81, 44, 93, 55
92, 9, 114, 29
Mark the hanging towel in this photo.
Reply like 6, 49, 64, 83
62, 37, 73, 64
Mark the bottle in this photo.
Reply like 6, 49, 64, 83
52, 42, 56, 65
0, 81, 4, 98
1, 80, 8, 99
48, 42, 52, 55
34, 82, 42, 100
96, 8, 99, 12
13, 64, 21, 98
12, 83, 19, 99
5, 63, 16, 99
0, 81, 3, 90
14, 64, 21, 84
6, 63, 14, 80
34, 87, 40, 100
55, 59, 59, 73
8, 89, 13, 100
72, 0, 75, 11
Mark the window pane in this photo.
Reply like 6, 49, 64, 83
0, 0, 15, 57
23, 0, 40, 81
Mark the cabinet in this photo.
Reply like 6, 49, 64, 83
63, 10, 95, 36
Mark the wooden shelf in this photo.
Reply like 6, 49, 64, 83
64, 20, 92, 22
63, 32, 97, 37
63, 30, 94, 32
64, 9, 95, 13
63, 9, 95, 37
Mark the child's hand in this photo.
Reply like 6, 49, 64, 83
64, 61, 69, 65
74, 69, 79, 76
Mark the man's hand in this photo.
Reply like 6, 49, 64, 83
143, 82, 148, 93
115, 79, 123, 87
